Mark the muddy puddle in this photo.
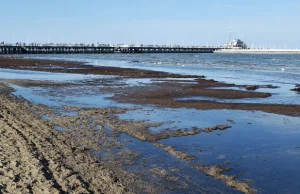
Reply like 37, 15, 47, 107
9, 84, 134, 108
0, 68, 106, 81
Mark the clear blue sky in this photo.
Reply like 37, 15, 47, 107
1, 0, 299, 48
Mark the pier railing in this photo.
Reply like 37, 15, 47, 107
0, 44, 220, 54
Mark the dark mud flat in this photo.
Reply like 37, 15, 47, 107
0, 57, 200, 78
1, 57, 300, 116
104, 78, 300, 117
1, 57, 300, 193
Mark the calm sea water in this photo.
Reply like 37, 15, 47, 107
24, 53, 300, 83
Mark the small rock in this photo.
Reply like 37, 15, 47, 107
245, 85, 258, 90
227, 119, 236, 124
242, 179, 253, 184
170, 168, 180, 172
291, 85, 300, 92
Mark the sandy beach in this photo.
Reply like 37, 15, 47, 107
0, 84, 131, 193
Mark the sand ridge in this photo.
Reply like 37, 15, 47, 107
0, 85, 129, 194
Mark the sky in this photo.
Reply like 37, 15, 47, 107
1, 0, 300, 48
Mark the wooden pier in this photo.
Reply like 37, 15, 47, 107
0, 44, 219, 54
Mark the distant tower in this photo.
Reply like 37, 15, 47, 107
228, 21, 233, 43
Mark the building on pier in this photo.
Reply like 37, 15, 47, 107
224, 39, 247, 49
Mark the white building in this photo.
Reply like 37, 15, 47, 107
224, 39, 247, 49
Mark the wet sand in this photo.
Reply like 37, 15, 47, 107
0, 57, 200, 78
1, 57, 300, 116
0, 84, 130, 193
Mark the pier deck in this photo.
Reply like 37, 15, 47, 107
0, 45, 218, 54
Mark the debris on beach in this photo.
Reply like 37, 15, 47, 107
154, 143, 196, 161
245, 85, 258, 90
290, 84, 300, 92
193, 165, 257, 194
202, 125, 231, 132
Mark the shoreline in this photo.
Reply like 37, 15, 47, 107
0, 82, 257, 194
1, 57, 299, 117
0, 82, 254, 194
1, 56, 300, 193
